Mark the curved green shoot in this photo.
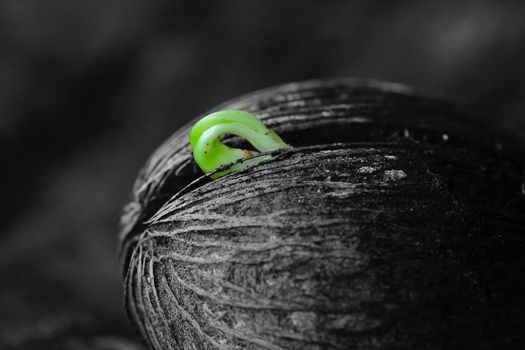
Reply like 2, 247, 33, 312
189, 110, 290, 179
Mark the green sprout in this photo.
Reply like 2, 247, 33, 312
189, 110, 290, 179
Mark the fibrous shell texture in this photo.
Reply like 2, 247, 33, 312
119, 78, 525, 350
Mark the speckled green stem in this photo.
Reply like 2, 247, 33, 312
189, 110, 290, 179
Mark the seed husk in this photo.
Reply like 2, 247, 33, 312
119, 78, 525, 349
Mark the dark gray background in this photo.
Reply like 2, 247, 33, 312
1, 1, 524, 349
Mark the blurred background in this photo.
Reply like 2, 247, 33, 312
1, 1, 524, 349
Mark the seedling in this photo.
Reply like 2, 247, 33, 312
189, 110, 290, 179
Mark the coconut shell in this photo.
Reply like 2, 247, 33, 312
118, 78, 525, 349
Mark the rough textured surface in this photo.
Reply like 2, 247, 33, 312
119, 79, 525, 349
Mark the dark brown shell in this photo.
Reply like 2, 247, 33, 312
118, 78, 525, 349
